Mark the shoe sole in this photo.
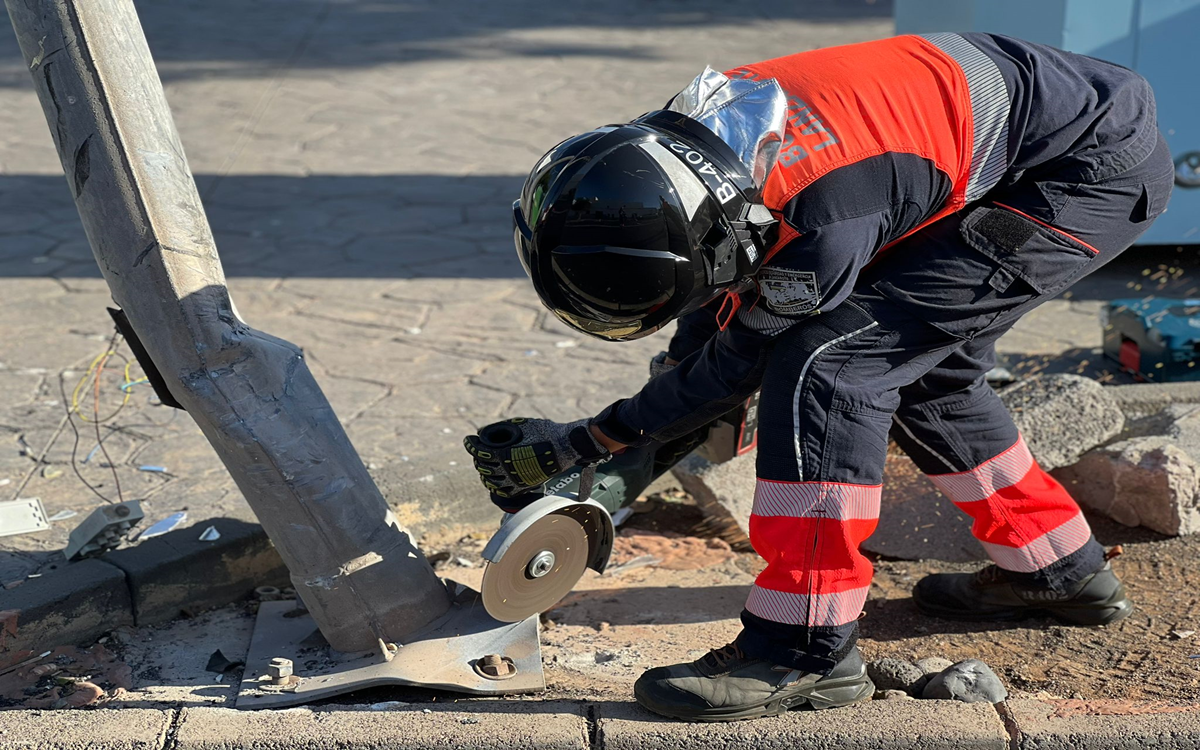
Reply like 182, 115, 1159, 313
913, 585, 1134, 627
633, 666, 875, 722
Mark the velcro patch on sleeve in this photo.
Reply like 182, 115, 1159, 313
756, 266, 821, 315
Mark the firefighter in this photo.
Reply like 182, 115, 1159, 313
464, 32, 1173, 721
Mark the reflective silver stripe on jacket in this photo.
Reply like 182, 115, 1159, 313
921, 33, 1011, 202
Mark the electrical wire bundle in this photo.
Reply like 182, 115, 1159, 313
8, 327, 165, 506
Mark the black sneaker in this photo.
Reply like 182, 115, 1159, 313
913, 561, 1133, 626
633, 642, 874, 722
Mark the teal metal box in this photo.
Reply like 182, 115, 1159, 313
895, 0, 1200, 245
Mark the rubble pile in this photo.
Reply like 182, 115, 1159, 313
867, 657, 1008, 703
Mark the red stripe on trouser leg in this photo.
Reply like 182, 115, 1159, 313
746, 480, 880, 626
929, 436, 1092, 573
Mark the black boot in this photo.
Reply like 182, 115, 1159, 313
633, 642, 874, 722
913, 561, 1133, 626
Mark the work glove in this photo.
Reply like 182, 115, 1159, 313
464, 417, 610, 512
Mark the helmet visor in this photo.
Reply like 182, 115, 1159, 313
551, 310, 643, 341
550, 245, 682, 318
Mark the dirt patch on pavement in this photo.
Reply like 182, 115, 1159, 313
863, 518, 1200, 702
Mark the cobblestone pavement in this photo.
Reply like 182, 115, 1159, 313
0, 0, 1189, 582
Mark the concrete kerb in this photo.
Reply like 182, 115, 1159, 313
1004, 698, 1200, 750
0, 518, 286, 662
5, 699, 1200, 749
598, 700, 1010, 750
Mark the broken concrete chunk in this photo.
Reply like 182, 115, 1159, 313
921, 659, 1007, 703
867, 657, 926, 696
1055, 403, 1200, 535
999, 375, 1125, 471
1107, 381, 1200, 421
671, 451, 755, 538
1055, 436, 1200, 536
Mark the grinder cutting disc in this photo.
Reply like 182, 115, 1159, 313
482, 512, 590, 623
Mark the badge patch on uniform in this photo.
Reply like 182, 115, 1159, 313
756, 267, 821, 315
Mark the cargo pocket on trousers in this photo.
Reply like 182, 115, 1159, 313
961, 204, 1099, 296
822, 402, 893, 484
872, 204, 1097, 342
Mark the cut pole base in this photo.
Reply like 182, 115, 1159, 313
237, 583, 544, 708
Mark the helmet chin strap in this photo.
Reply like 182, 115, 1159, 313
729, 201, 778, 276
714, 202, 777, 332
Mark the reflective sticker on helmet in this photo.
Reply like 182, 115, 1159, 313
756, 267, 821, 315
664, 140, 739, 204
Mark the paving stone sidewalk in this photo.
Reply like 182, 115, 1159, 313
6, 699, 1200, 749
0, 0, 1194, 586
0, 0, 898, 580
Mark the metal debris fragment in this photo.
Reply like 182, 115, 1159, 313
139, 511, 187, 539
0, 497, 50, 538
206, 649, 243, 674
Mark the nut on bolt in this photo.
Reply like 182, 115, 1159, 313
266, 657, 298, 686
474, 653, 516, 680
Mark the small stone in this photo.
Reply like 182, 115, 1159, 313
915, 657, 954, 678
866, 658, 925, 695
877, 689, 914, 701
597, 621, 611, 633
1171, 629, 1196, 640
63, 681, 104, 707
921, 659, 1008, 703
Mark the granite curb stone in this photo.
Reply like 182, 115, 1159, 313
5, 699, 1200, 748
174, 704, 590, 750
0, 708, 171, 750
1, 519, 286, 659
597, 700, 1010, 750
1006, 698, 1200, 750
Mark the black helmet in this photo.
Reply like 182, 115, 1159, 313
512, 110, 778, 341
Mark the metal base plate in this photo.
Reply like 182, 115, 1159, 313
236, 583, 543, 708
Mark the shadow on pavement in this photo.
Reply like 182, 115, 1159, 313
0, 173, 527, 279
860, 595, 1064, 642
2, 172, 1197, 288
548, 583, 751, 626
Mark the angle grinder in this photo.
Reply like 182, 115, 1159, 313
479, 392, 760, 622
